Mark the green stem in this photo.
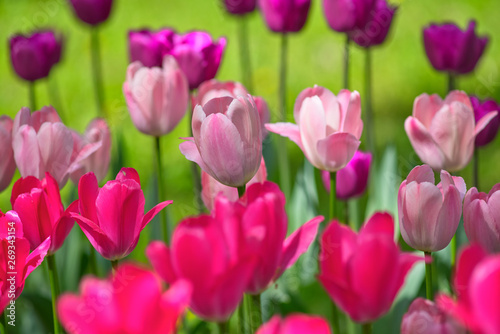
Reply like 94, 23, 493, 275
2, 310, 7, 334
237, 185, 246, 198
473, 149, 479, 189
217, 320, 229, 334
448, 73, 456, 92
238, 16, 253, 92
425, 251, 433, 300
329, 172, 337, 221
364, 47, 375, 154
362, 323, 372, 334
155, 136, 170, 243
451, 235, 456, 268
89, 245, 98, 276
331, 302, 340, 334
47, 254, 61, 334
187, 95, 204, 213
90, 27, 105, 118
111, 259, 119, 275
250, 294, 262, 332
343, 36, 350, 89
344, 200, 350, 228
237, 302, 245, 334
29, 81, 36, 111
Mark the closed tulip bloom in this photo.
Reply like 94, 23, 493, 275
471, 96, 500, 147
0, 116, 16, 192
259, 0, 311, 33
398, 165, 466, 252
257, 314, 332, 334
70, 168, 172, 260
58, 263, 192, 334
180, 95, 262, 187
318, 212, 422, 323
124, 55, 189, 137
10, 173, 77, 253
68, 0, 113, 26
463, 184, 500, 253
224, 0, 256, 15
128, 29, 176, 68
266, 86, 363, 172
322, 0, 375, 33
405, 91, 497, 172
423, 21, 488, 75
401, 298, 466, 334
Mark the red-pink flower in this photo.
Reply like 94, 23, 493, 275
57, 263, 192, 334
0, 116, 16, 192
318, 212, 422, 323
257, 314, 332, 334
10, 172, 77, 253
70, 168, 172, 260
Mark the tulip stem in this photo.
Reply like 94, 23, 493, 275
218, 320, 230, 334
29, 81, 36, 111
425, 251, 433, 300
331, 302, 340, 334
362, 323, 372, 334
451, 235, 456, 268
237, 302, 245, 334
345, 200, 351, 228
47, 254, 61, 334
364, 47, 375, 154
344, 35, 350, 89
473, 149, 479, 189
90, 27, 105, 118
237, 185, 246, 198
329, 172, 337, 221
47, 74, 64, 121
250, 294, 262, 332
155, 136, 170, 243
2, 311, 7, 334
238, 15, 253, 92
448, 73, 456, 92
111, 260, 118, 275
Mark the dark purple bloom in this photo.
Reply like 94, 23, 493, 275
322, 0, 375, 33
68, 0, 113, 26
128, 29, 176, 67
423, 21, 489, 75
471, 96, 500, 147
224, 0, 257, 15
258, 0, 311, 33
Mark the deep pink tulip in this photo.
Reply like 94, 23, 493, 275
180, 95, 262, 187
405, 91, 497, 172
266, 86, 363, 172
10, 173, 77, 254
123, 55, 189, 137
258, 0, 311, 33
58, 263, 192, 334
12, 106, 101, 188
257, 314, 332, 334
401, 298, 466, 334
128, 29, 176, 68
170, 31, 226, 90
398, 164, 465, 252
70, 118, 111, 184
70, 168, 172, 260
322, 150, 372, 199
68, 0, 113, 26
322, 0, 375, 33
318, 212, 422, 323
0, 116, 16, 192
423, 21, 488, 75
224, 0, 257, 15
471, 96, 500, 147
463, 184, 500, 253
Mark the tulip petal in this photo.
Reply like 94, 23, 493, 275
179, 138, 209, 172
299, 96, 327, 167
13, 125, 41, 178
70, 212, 116, 260
24, 236, 50, 279
433, 185, 462, 251
413, 93, 444, 129
116, 167, 141, 186
406, 164, 435, 184
338, 90, 363, 139
142, 200, 173, 229
146, 241, 177, 284
78, 172, 99, 223
316, 132, 360, 172
360, 212, 394, 239
470, 258, 500, 334
404, 117, 445, 170
265, 122, 303, 151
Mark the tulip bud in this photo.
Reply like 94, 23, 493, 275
258, 0, 311, 33
128, 29, 176, 68
470, 96, 500, 147
322, 0, 375, 33
68, 0, 113, 26
224, 0, 257, 15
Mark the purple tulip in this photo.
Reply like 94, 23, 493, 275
128, 29, 176, 67
224, 0, 257, 15
9, 31, 63, 82
322, 0, 375, 33
423, 21, 489, 75
68, 0, 113, 26
470, 96, 500, 147
258, 0, 311, 33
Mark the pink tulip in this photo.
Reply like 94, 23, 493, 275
257, 314, 332, 334
0, 116, 16, 192
70, 118, 112, 183
201, 157, 267, 211
70, 168, 172, 260
10, 172, 77, 253
464, 184, 500, 253
266, 86, 362, 172
57, 263, 192, 334
405, 91, 497, 171
12, 106, 101, 188
318, 212, 422, 323
398, 164, 466, 252
123, 55, 189, 137
401, 298, 466, 334
179, 95, 262, 187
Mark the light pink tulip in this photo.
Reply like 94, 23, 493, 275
12, 106, 101, 188
58, 263, 192, 334
256, 314, 332, 334
266, 86, 363, 172
0, 116, 16, 192
405, 91, 497, 172
179, 95, 262, 187
463, 184, 500, 253
124, 55, 189, 136
398, 164, 466, 252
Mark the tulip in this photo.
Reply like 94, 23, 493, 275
11, 172, 77, 253
58, 263, 192, 334
266, 86, 363, 172
256, 314, 332, 334
471, 96, 500, 147
318, 212, 422, 323
170, 31, 226, 90
401, 298, 466, 334
128, 29, 176, 68
405, 91, 497, 172
423, 21, 488, 75
0, 116, 16, 192
9, 31, 63, 82
180, 95, 262, 187
322, 0, 375, 33
224, 0, 257, 15
258, 0, 311, 33
70, 168, 172, 260
68, 0, 113, 26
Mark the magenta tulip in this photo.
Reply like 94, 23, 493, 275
0, 116, 16, 192
423, 21, 488, 75
128, 29, 176, 68
180, 95, 262, 187
258, 0, 311, 33
322, 0, 375, 33
70, 168, 172, 260
68, 0, 113, 26
405, 91, 497, 171
318, 212, 422, 323
266, 86, 362, 172
58, 263, 192, 334
224, 0, 256, 15
257, 314, 332, 334
471, 96, 500, 147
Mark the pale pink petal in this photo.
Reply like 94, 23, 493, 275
316, 132, 360, 172
405, 117, 446, 170
299, 96, 327, 168
413, 93, 444, 129
265, 122, 303, 151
